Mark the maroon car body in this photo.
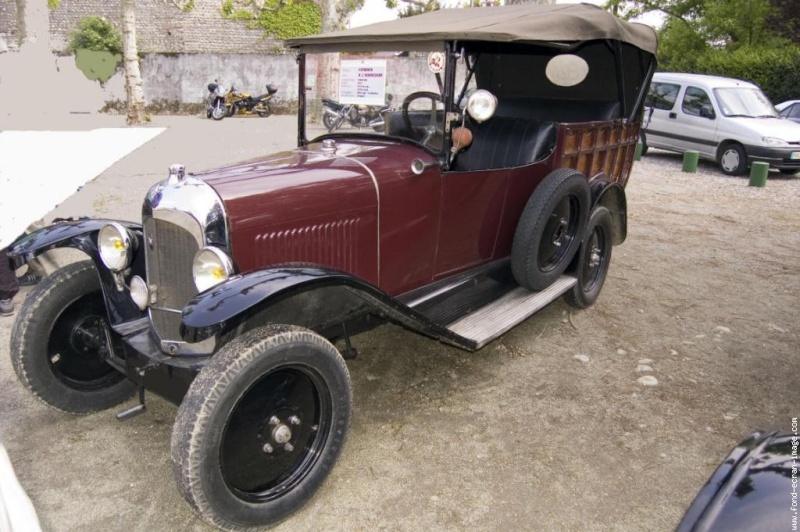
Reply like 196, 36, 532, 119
8, 4, 658, 530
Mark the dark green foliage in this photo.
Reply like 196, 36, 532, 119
693, 46, 800, 103
221, 0, 322, 39
67, 16, 122, 55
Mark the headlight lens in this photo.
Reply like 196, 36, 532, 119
466, 89, 498, 123
763, 136, 788, 147
192, 247, 234, 293
98, 223, 133, 272
130, 275, 149, 310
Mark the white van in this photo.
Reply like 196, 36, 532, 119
642, 72, 800, 175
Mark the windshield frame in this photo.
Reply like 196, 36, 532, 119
296, 43, 459, 160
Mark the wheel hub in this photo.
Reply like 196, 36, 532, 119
261, 414, 304, 454
588, 245, 602, 268
551, 218, 568, 247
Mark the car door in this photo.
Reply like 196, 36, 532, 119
644, 81, 683, 150
677, 86, 718, 158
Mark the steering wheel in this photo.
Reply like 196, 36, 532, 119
402, 91, 444, 149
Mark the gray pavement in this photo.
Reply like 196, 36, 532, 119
0, 115, 798, 532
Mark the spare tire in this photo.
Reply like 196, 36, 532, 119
511, 168, 590, 291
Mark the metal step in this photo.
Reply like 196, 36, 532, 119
447, 276, 577, 349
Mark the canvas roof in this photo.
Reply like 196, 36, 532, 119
286, 3, 658, 55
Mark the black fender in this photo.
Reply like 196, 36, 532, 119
8, 219, 146, 324
589, 179, 627, 245
180, 266, 477, 350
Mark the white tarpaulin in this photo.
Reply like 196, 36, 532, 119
0, 127, 164, 249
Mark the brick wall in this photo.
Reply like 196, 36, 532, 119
49, 0, 282, 54
0, 0, 19, 52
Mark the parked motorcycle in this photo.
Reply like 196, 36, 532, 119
225, 84, 279, 118
206, 81, 228, 120
322, 94, 394, 133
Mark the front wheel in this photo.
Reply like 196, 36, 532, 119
172, 325, 352, 530
10, 261, 135, 413
564, 206, 613, 309
211, 103, 226, 121
718, 143, 747, 175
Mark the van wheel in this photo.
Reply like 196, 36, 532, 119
564, 206, 613, 309
719, 143, 747, 176
640, 131, 648, 156
511, 169, 590, 291
779, 169, 798, 175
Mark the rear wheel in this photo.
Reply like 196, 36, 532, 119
10, 261, 135, 413
640, 131, 648, 156
511, 169, 590, 291
256, 103, 273, 117
172, 325, 352, 530
779, 169, 798, 175
718, 143, 747, 175
564, 206, 613, 309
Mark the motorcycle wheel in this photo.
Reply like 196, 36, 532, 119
212, 105, 226, 121
256, 103, 272, 118
227, 104, 237, 118
323, 113, 337, 132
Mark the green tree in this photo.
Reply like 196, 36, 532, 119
67, 16, 122, 54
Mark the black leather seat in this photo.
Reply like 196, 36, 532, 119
496, 98, 621, 122
451, 117, 557, 172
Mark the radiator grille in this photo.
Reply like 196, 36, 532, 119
144, 216, 200, 342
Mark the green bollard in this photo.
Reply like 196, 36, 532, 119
682, 150, 699, 173
634, 142, 643, 161
749, 161, 769, 187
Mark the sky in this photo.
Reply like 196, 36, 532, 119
348, 0, 665, 29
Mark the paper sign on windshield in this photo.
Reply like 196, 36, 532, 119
339, 59, 387, 106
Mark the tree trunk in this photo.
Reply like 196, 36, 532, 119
121, 0, 146, 125
315, 0, 341, 113
15, 0, 26, 47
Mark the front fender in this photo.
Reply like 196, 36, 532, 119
8, 219, 146, 325
180, 266, 475, 350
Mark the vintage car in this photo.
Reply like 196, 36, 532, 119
8, 4, 657, 530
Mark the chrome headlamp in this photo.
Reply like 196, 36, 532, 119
192, 246, 234, 293
98, 222, 134, 272
466, 89, 498, 123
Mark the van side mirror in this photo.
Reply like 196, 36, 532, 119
700, 104, 715, 119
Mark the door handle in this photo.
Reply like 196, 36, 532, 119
669, 112, 677, 119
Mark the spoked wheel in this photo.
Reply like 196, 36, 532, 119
212, 103, 226, 121
10, 261, 135, 413
511, 169, 590, 291
172, 325, 352, 530
565, 206, 613, 308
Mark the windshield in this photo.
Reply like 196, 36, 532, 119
713, 87, 778, 118
303, 50, 451, 152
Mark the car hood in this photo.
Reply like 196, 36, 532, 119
730, 116, 800, 142
676, 431, 796, 532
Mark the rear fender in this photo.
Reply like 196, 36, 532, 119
589, 179, 627, 245
8, 219, 146, 324
180, 266, 475, 350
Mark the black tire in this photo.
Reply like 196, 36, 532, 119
640, 131, 648, 156
256, 103, 273, 118
212, 103, 226, 121
718, 143, 747, 175
779, 169, 798, 175
172, 325, 352, 530
10, 261, 135, 413
511, 169, 591, 291
564, 206, 613, 309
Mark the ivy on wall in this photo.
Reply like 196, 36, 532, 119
221, 0, 322, 40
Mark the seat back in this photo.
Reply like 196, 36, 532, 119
451, 117, 557, 172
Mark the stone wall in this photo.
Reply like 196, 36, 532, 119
0, 0, 19, 52
49, 0, 281, 54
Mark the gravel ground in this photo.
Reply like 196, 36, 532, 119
0, 116, 798, 532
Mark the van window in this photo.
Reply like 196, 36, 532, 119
647, 82, 680, 110
682, 87, 712, 116
713, 87, 778, 118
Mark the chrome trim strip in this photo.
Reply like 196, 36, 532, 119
339, 154, 381, 282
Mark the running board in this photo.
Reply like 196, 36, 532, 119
447, 276, 577, 349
